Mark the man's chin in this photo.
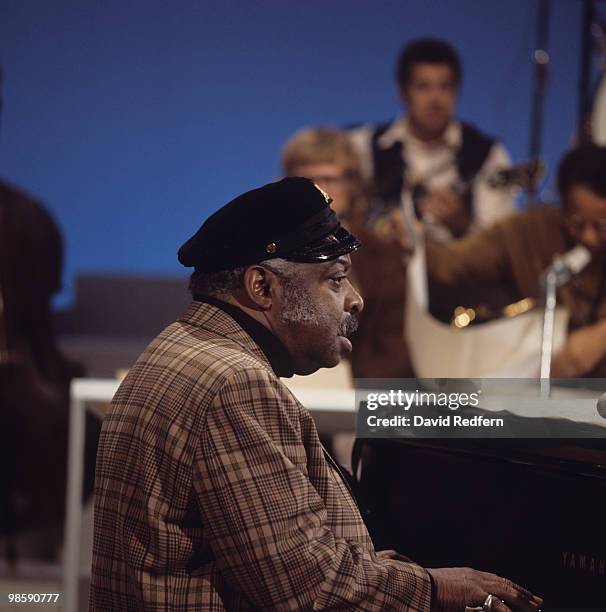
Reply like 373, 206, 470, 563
420, 117, 449, 137
293, 350, 345, 376
325, 336, 353, 366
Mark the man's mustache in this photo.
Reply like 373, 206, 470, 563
338, 313, 359, 338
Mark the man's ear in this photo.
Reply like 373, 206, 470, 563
242, 265, 279, 310
398, 84, 409, 106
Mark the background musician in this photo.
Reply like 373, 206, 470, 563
281, 127, 365, 223
422, 144, 606, 378
349, 37, 516, 242
0, 177, 90, 560
0, 66, 97, 562
343, 39, 520, 375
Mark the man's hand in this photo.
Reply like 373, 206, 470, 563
368, 208, 417, 262
427, 567, 543, 612
386, 208, 416, 256
552, 317, 606, 377
420, 187, 471, 237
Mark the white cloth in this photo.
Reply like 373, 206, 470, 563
404, 232, 570, 378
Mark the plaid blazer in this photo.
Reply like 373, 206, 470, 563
90, 301, 431, 610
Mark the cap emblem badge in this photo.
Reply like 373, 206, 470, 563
314, 183, 332, 204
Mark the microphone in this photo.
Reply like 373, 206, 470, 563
543, 245, 591, 287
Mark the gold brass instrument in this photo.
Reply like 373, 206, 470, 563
451, 297, 537, 329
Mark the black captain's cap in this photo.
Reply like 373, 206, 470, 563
178, 177, 360, 272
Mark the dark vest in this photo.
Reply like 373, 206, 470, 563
370, 120, 496, 214
369, 122, 510, 322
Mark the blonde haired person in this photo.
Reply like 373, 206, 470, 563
282, 127, 364, 221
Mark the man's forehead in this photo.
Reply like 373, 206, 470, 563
319, 254, 350, 267
294, 161, 348, 175
410, 63, 456, 78
295, 255, 351, 276
333, 255, 351, 267
320, 255, 351, 274
566, 185, 606, 216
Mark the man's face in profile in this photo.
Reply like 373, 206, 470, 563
271, 255, 362, 375
564, 185, 606, 257
401, 62, 457, 139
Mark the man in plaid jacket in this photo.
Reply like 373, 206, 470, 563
90, 178, 541, 611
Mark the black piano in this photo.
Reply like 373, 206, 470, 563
356, 437, 606, 611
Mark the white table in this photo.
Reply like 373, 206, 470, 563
62, 378, 356, 612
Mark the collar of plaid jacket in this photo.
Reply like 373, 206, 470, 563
190, 296, 295, 377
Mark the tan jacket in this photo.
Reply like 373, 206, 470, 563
426, 206, 606, 376
90, 301, 431, 610
349, 218, 414, 379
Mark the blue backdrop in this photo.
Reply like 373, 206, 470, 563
0, 0, 585, 305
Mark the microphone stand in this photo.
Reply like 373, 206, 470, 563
539, 246, 591, 396
539, 268, 558, 398
528, 0, 550, 201
578, 0, 596, 143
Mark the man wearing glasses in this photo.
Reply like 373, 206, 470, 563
281, 127, 365, 223
423, 145, 606, 377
